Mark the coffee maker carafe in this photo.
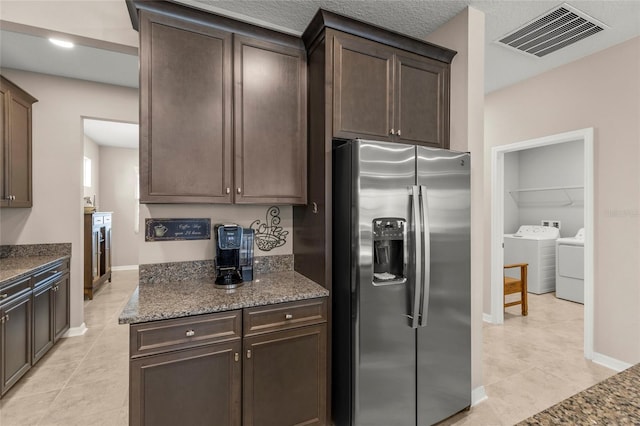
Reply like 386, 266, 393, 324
214, 224, 253, 288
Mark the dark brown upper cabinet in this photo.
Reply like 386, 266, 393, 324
233, 36, 307, 204
333, 32, 450, 148
0, 76, 37, 208
132, 2, 306, 204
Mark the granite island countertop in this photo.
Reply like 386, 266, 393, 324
118, 271, 329, 324
0, 255, 71, 285
518, 363, 640, 425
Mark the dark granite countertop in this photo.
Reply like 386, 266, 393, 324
519, 363, 640, 425
0, 255, 71, 285
118, 271, 329, 324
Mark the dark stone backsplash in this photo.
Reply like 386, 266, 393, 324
0, 243, 72, 258
139, 254, 294, 284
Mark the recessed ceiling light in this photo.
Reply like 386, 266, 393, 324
49, 38, 74, 48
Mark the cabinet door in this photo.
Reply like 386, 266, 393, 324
233, 35, 307, 205
333, 33, 394, 141
243, 324, 327, 426
130, 341, 241, 426
53, 274, 70, 341
1, 294, 32, 396
0, 83, 7, 207
395, 53, 450, 148
32, 282, 54, 364
139, 10, 233, 203
92, 229, 100, 281
6, 92, 33, 207
105, 224, 112, 276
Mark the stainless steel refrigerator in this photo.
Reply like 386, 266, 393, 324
332, 139, 471, 426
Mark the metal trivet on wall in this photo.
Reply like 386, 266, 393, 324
250, 206, 288, 251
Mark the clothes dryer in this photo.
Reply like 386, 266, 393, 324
504, 225, 560, 294
556, 228, 585, 303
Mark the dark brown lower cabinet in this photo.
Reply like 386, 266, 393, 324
1, 291, 32, 396
130, 342, 242, 426
32, 281, 54, 364
129, 298, 328, 425
243, 324, 327, 426
53, 273, 70, 341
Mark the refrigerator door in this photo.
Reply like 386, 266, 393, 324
353, 140, 417, 426
416, 147, 471, 425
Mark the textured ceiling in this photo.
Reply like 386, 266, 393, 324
179, 0, 640, 93
1, 0, 639, 147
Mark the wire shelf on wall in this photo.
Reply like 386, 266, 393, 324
508, 185, 584, 207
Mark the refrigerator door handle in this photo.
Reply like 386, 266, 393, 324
408, 185, 422, 329
419, 185, 431, 327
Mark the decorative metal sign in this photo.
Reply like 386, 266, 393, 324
250, 206, 288, 251
145, 218, 211, 241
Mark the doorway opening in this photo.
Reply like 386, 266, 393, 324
489, 128, 594, 359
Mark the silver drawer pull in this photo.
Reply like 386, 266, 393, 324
185, 330, 195, 337
285, 314, 293, 320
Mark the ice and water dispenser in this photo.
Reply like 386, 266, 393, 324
372, 218, 406, 285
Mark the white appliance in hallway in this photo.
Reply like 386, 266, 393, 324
504, 225, 560, 294
556, 228, 585, 303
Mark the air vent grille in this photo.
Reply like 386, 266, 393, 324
497, 4, 606, 58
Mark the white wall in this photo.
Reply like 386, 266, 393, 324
139, 204, 292, 265
504, 152, 520, 234
99, 146, 139, 267
425, 6, 486, 398
0, 69, 138, 331
83, 135, 100, 204
485, 36, 640, 364
517, 140, 584, 237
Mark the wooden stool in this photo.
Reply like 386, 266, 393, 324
504, 263, 528, 316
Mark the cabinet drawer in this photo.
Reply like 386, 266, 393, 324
32, 259, 69, 287
243, 298, 327, 337
93, 216, 104, 225
0, 276, 31, 304
130, 310, 242, 358
103, 215, 111, 224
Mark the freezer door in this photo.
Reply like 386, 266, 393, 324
353, 140, 417, 426
416, 147, 471, 425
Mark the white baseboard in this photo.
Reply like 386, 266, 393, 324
471, 386, 488, 406
483, 313, 494, 323
592, 352, 634, 372
111, 265, 139, 271
62, 322, 88, 337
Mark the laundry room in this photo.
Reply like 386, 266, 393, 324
503, 139, 585, 310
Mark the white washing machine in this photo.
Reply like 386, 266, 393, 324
504, 225, 560, 294
556, 228, 585, 303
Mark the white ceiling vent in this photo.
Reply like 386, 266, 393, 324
497, 3, 607, 58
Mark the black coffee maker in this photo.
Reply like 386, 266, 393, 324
214, 224, 254, 288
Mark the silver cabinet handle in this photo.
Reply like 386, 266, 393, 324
237, 188, 242, 194
247, 349, 251, 359
185, 330, 195, 337
0, 294, 7, 299
226, 187, 230, 194
390, 129, 395, 135
285, 314, 293, 320
0, 316, 4, 324
4, 314, 8, 322
234, 353, 239, 362
397, 129, 401, 136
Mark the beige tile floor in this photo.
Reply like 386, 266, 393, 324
1, 271, 615, 426
0, 270, 138, 426
442, 292, 615, 425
